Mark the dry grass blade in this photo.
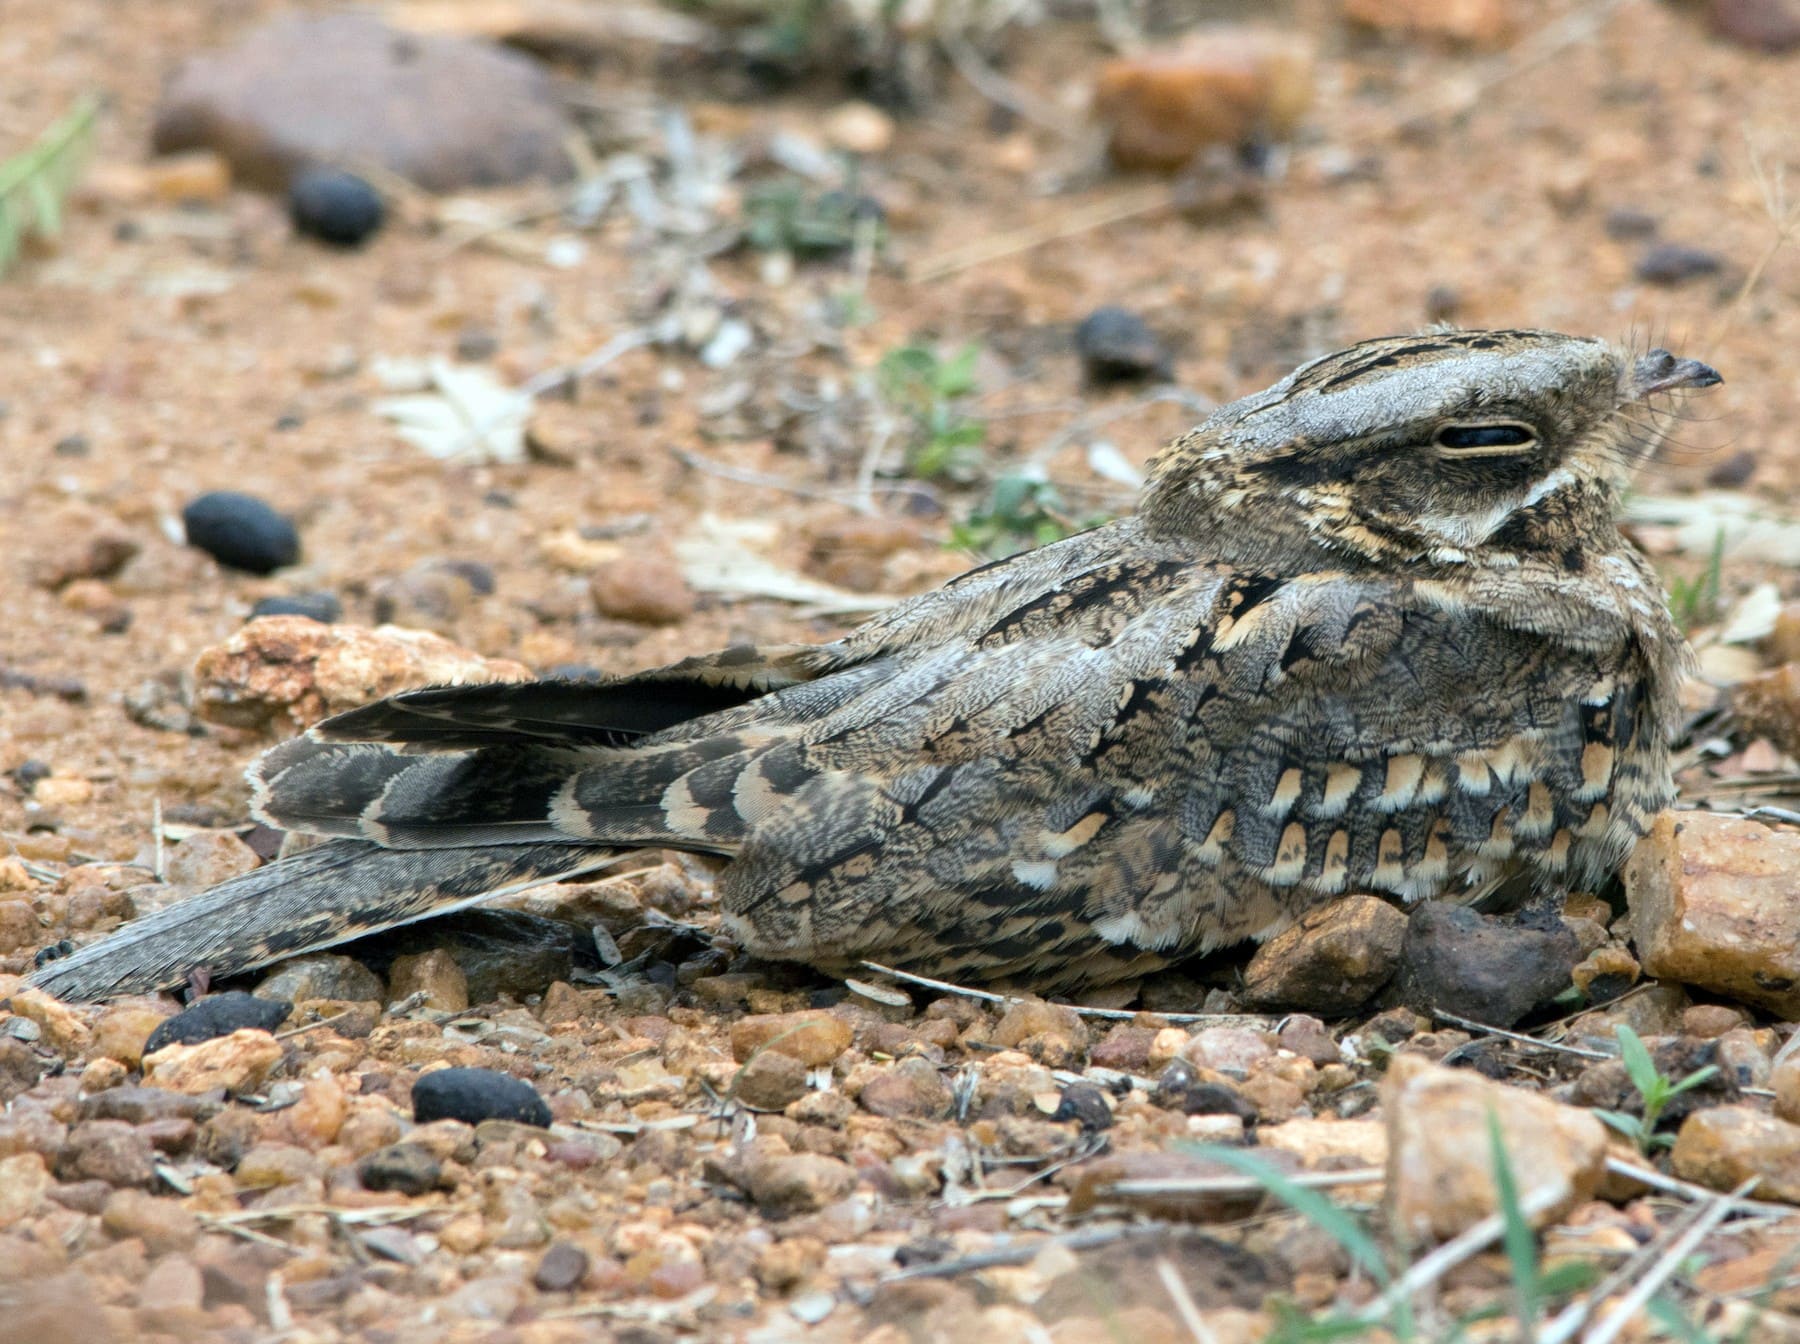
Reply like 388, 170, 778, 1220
1351, 1182, 1567, 1325
1602, 1157, 1797, 1219
857, 960, 1273, 1026
1155, 1256, 1221, 1344
1576, 1179, 1756, 1344
1431, 1007, 1613, 1061
1106, 1168, 1385, 1201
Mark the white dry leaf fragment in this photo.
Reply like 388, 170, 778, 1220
1623, 492, 1800, 567
372, 359, 529, 464
844, 976, 912, 1009
1085, 439, 1145, 488
675, 515, 900, 614
1715, 582, 1782, 646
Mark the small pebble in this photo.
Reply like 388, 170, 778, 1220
144, 992, 292, 1055
455, 326, 499, 362
182, 491, 301, 574
533, 1241, 590, 1293
357, 1142, 443, 1196
1075, 306, 1171, 383
1052, 1081, 1114, 1130
1423, 284, 1461, 322
412, 1067, 552, 1128
1604, 206, 1658, 239
288, 166, 385, 247
250, 592, 342, 623
1636, 243, 1724, 286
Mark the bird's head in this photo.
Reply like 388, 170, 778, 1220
1142, 329, 1721, 569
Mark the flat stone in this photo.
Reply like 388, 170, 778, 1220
256, 954, 383, 1005
101, 1188, 199, 1254
1384, 1056, 1609, 1243
730, 1012, 853, 1067
733, 1049, 809, 1112
1342, 0, 1516, 45
0, 1152, 49, 1228
142, 1028, 284, 1096
191, 617, 529, 734
744, 1151, 857, 1217
1672, 1105, 1800, 1203
858, 1057, 953, 1120
1241, 895, 1405, 1012
152, 12, 572, 191
386, 948, 470, 1012
1734, 663, 1800, 757
55, 1118, 157, 1188
1626, 812, 1800, 1016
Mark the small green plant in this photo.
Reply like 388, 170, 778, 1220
1594, 1023, 1719, 1154
877, 341, 987, 481
950, 473, 1109, 559
0, 93, 99, 278
1666, 527, 1726, 631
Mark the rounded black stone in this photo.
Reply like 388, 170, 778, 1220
250, 592, 342, 624
288, 167, 385, 248
183, 492, 301, 574
411, 1067, 551, 1128
144, 991, 293, 1055
1075, 305, 1170, 382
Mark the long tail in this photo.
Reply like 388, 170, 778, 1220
28, 837, 619, 1001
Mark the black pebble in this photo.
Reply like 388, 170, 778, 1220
1075, 306, 1171, 383
250, 592, 342, 624
12, 760, 52, 789
1636, 243, 1724, 286
412, 1067, 552, 1128
893, 1237, 955, 1268
357, 1142, 443, 1196
183, 491, 301, 574
144, 991, 293, 1055
1051, 1081, 1114, 1131
289, 167, 385, 248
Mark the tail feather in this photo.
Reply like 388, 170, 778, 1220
27, 838, 621, 1000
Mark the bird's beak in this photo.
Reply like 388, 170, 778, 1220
1632, 349, 1723, 398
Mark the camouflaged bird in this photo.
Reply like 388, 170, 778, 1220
32, 329, 1722, 1001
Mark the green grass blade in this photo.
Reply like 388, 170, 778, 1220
1616, 1024, 1660, 1098
1487, 1110, 1543, 1331
1182, 1143, 1391, 1288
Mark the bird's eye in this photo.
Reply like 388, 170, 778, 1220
1434, 422, 1538, 455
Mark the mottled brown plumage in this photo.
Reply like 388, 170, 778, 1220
31, 329, 1721, 1001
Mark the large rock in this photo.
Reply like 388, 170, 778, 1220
1241, 894, 1405, 1012
152, 12, 573, 192
1625, 812, 1800, 1017
191, 616, 529, 734
1383, 1056, 1609, 1243
1392, 902, 1580, 1027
